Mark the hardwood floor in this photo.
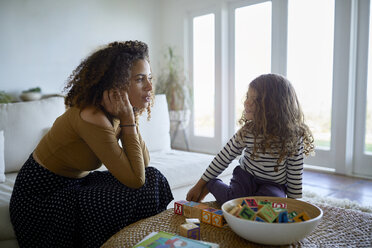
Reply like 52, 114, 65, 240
303, 169, 372, 207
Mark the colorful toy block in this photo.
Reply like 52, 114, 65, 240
180, 223, 200, 240
257, 204, 278, 223
238, 205, 256, 220
241, 198, 258, 208
183, 201, 208, 218
272, 202, 287, 209
211, 210, 226, 227
201, 208, 217, 224
185, 218, 200, 226
288, 211, 298, 219
174, 200, 188, 215
229, 205, 242, 216
254, 216, 266, 222
258, 200, 272, 206
293, 212, 310, 222
277, 211, 289, 223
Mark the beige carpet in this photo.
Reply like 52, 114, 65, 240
302, 189, 372, 213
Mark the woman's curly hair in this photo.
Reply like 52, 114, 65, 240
238, 73, 314, 164
64, 40, 154, 120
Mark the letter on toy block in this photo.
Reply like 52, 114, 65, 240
180, 223, 200, 240
241, 198, 258, 208
254, 216, 266, 222
211, 210, 226, 227
174, 200, 188, 215
201, 208, 217, 224
257, 205, 278, 223
293, 212, 310, 222
238, 205, 256, 220
272, 202, 287, 209
277, 211, 289, 223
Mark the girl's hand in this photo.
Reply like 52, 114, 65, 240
186, 178, 209, 202
101, 89, 135, 124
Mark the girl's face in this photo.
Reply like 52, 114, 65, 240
128, 59, 153, 109
244, 87, 257, 121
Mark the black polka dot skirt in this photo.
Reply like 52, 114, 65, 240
9, 154, 174, 248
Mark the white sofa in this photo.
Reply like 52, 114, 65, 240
0, 94, 236, 247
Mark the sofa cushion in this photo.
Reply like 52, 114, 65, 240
0, 97, 65, 173
138, 94, 171, 152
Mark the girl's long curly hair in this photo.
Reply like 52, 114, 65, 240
64, 40, 154, 120
238, 74, 314, 164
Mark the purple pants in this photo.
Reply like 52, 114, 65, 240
207, 166, 287, 205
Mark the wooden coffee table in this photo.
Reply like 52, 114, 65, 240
101, 202, 372, 247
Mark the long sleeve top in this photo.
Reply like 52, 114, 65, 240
34, 107, 149, 188
201, 132, 304, 198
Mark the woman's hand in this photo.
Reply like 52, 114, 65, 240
186, 178, 209, 202
101, 89, 135, 125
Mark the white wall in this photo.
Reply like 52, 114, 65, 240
0, 0, 162, 98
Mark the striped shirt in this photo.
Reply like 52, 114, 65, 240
201, 132, 304, 199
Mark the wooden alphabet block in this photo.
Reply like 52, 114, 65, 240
293, 212, 310, 222
174, 200, 188, 215
241, 198, 258, 208
272, 202, 287, 209
288, 211, 298, 220
254, 216, 266, 222
238, 205, 256, 220
258, 200, 272, 205
257, 205, 278, 223
277, 211, 289, 223
185, 218, 200, 226
229, 205, 242, 216
201, 208, 217, 224
183, 202, 208, 218
180, 223, 200, 240
211, 210, 226, 227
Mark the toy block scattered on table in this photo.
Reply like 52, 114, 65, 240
174, 200, 188, 215
238, 205, 256, 220
180, 223, 200, 240
183, 201, 208, 218
293, 212, 310, 222
257, 204, 278, 223
211, 210, 227, 227
201, 208, 217, 224
185, 218, 200, 226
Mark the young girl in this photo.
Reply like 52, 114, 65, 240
186, 73, 314, 205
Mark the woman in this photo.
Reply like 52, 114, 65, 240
9, 40, 174, 248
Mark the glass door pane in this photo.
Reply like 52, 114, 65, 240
366, 2, 372, 154
287, 0, 335, 149
234, 2, 272, 131
193, 14, 215, 137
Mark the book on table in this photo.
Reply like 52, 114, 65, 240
133, 231, 219, 248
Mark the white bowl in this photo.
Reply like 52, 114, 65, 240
20, 92, 42, 101
222, 196, 323, 245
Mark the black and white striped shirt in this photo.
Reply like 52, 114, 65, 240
202, 132, 304, 198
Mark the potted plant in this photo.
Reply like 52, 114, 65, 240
20, 87, 42, 101
155, 47, 192, 131
0, 91, 13, 103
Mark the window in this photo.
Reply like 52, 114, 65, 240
234, 2, 272, 131
287, 0, 335, 149
193, 14, 215, 137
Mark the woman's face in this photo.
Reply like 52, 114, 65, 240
244, 87, 257, 121
128, 59, 153, 109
